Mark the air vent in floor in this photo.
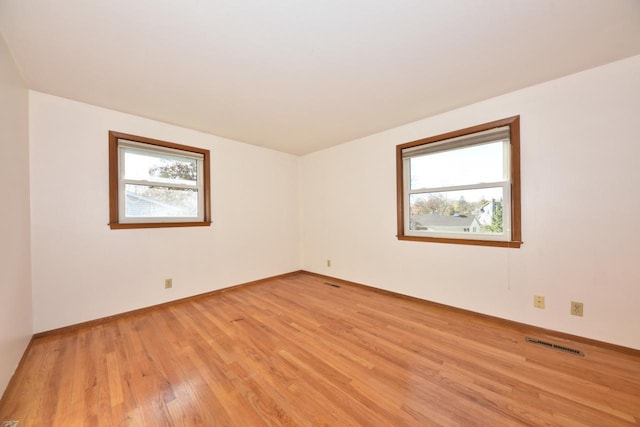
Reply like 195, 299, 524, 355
323, 282, 341, 288
526, 337, 585, 356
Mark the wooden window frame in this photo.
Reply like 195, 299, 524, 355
396, 116, 521, 248
109, 131, 212, 229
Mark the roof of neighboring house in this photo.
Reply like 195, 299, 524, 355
412, 213, 478, 227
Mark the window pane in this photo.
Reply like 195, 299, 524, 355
409, 187, 504, 234
123, 148, 197, 186
125, 184, 198, 218
410, 141, 505, 190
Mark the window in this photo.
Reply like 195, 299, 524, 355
396, 116, 521, 247
109, 131, 211, 229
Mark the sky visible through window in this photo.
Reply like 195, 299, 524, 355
410, 141, 505, 202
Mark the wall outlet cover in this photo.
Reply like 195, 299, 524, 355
570, 301, 584, 317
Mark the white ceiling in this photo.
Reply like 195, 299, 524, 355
1, 1, 639, 155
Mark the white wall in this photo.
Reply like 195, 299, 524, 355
300, 55, 640, 350
29, 92, 300, 332
0, 36, 32, 394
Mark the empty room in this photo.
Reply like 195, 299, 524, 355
1, 1, 640, 425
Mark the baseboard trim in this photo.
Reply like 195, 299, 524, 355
301, 270, 640, 358
30, 269, 640, 358
33, 270, 304, 340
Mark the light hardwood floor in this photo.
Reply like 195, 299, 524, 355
1, 272, 639, 426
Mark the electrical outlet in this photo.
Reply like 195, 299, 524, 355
165, 278, 173, 289
534, 295, 545, 309
327, 259, 331, 267
570, 301, 583, 317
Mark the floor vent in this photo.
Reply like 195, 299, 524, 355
2, 421, 19, 427
323, 282, 341, 288
526, 337, 585, 356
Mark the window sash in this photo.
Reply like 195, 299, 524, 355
402, 134, 512, 242
117, 141, 205, 223
403, 182, 512, 241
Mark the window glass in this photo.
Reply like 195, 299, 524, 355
409, 187, 505, 235
123, 148, 198, 186
409, 141, 505, 190
124, 185, 198, 218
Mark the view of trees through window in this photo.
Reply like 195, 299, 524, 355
150, 161, 197, 182
123, 152, 199, 218
409, 193, 503, 233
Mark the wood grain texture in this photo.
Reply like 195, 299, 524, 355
2, 272, 639, 426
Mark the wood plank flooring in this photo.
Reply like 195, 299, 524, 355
1, 272, 639, 426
